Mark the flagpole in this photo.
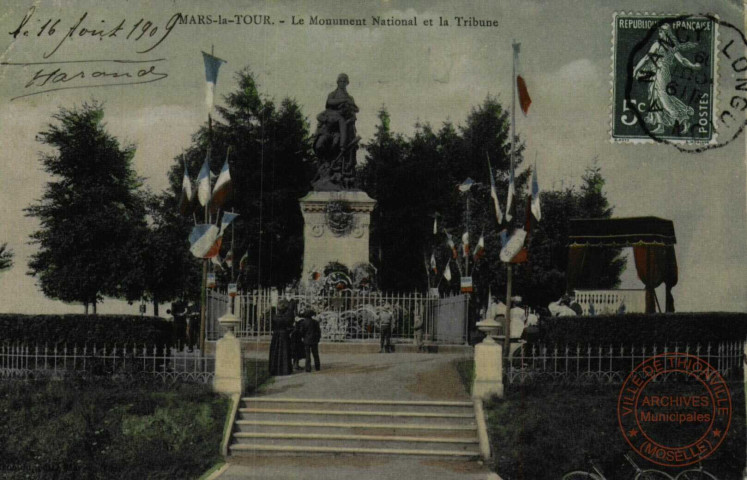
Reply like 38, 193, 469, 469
504, 41, 518, 359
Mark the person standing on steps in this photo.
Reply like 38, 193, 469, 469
268, 299, 294, 376
299, 308, 321, 372
379, 303, 393, 353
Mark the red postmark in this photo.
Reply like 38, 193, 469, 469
617, 353, 732, 467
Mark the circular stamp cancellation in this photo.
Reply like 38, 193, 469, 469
617, 353, 732, 468
611, 13, 747, 152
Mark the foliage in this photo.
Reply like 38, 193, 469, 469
165, 69, 313, 290
0, 377, 228, 480
0, 314, 175, 347
538, 312, 747, 346
485, 383, 745, 479
0, 243, 13, 272
25, 102, 147, 311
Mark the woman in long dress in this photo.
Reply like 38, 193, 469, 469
268, 299, 295, 376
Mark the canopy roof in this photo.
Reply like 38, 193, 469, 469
568, 217, 676, 247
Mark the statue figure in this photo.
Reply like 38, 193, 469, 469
312, 73, 361, 190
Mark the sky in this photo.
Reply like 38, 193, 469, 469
0, 0, 745, 314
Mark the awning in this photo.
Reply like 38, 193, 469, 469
568, 217, 676, 247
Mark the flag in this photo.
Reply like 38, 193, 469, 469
218, 211, 239, 237
225, 248, 234, 268
189, 224, 222, 258
433, 215, 438, 235
505, 167, 515, 222
202, 51, 227, 110
514, 43, 532, 116
239, 250, 249, 270
462, 231, 470, 257
486, 154, 503, 225
211, 254, 223, 270
197, 154, 212, 207
444, 261, 452, 281
500, 228, 527, 263
430, 253, 437, 274
531, 164, 541, 221
178, 160, 194, 215
210, 156, 232, 213
474, 234, 485, 261
445, 231, 458, 259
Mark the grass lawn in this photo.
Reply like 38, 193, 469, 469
484, 382, 746, 480
0, 377, 229, 480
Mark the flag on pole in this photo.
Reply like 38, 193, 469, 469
531, 164, 541, 221
444, 261, 452, 281
202, 51, 227, 111
239, 250, 249, 270
433, 215, 438, 235
225, 248, 234, 268
486, 154, 503, 225
514, 43, 532, 116
445, 231, 458, 259
178, 160, 194, 215
462, 231, 470, 257
474, 234, 485, 261
218, 212, 239, 237
505, 167, 515, 222
189, 224, 222, 258
430, 253, 438, 274
197, 154, 212, 207
500, 228, 527, 263
211, 254, 223, 270
210, 157, 232, 213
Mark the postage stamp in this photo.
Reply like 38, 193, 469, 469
611, 14, 717, 144
617, 352, 732, 468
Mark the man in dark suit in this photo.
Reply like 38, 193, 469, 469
299, 309, 321, 372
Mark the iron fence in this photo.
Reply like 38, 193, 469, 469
506, 341, 744, 385
0, 343, 215, 384
206, 288, 468, 344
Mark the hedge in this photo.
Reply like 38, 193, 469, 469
537, 312, 747, 346
0, 314, 176, 347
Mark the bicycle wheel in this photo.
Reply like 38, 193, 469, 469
674, 469, 719, 480
561, 472, 602, 480
635, 470, 675, 480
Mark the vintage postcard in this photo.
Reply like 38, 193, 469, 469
0, 1, 745, 479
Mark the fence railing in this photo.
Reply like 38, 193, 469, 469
207, 288, 468, 344
506, 341, 745, 385
573, 289, 646, 315
0, 344, 215, 384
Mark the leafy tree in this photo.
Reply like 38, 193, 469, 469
26, 103, 147, 313
0, 243, 13, 272
165, 69, 313, 289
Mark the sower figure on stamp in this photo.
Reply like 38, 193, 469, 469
298, 308, 321, 372
379, 303, 394, 353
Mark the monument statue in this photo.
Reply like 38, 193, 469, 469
312, 73, 361, 191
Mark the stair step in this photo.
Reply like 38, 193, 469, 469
234, 419, 477, 437
232, 433, 477, 450
242, 397, 472, 407
239, 408, 474, 419
242, 398, 473, 414
234, 432, 478, 443
228, 443, 480, 457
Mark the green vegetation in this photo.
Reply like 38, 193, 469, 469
0, 378, 228, 480
454, 358, 475, 396
484, 383, 745, 479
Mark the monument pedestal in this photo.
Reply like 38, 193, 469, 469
472, 337, 504, 399
299, 190, 376, 282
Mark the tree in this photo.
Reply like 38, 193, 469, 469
165, 69, 312, 289
0, 243, 13, 272
26, 102, 147, 313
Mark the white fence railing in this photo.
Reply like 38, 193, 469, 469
506, 341, 744, 385
573, 289, 646, 315
206, 289, 469, 344
0, 344, 215, 384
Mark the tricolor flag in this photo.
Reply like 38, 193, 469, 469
203, 51, 227, 111
197, 154, 212, 208
500, 228, 528, 264
239, 250, 249, 271
474, 234, 485, 261
443, 261, 452, 281
462, 231, 470, 258
225, 248, 234, 268
430, 253, 438, 274
505, 167, 515, 222
445, 231, 458, 259
189, 224, 222, 258
218, 212, 239, 237
514, 43, 532, 116
211, 156, 232, 213
433, 215, 438, 236
486, 154, 503, 225
178, 160, 194, 215
531, 164, 541, 222
210, 254, 223, 270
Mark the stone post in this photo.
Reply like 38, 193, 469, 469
213, 312, 243, 395
472, 335, 504, 399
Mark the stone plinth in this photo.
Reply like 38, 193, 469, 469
472, 337, 504, 399
213, 313, 243, 395
299, 190, 376, 282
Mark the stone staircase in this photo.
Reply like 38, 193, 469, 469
229, 397, 480, 458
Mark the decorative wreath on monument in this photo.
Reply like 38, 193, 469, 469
325, 200, 354, 235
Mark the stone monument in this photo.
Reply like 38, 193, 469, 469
300, 73, 376, 283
